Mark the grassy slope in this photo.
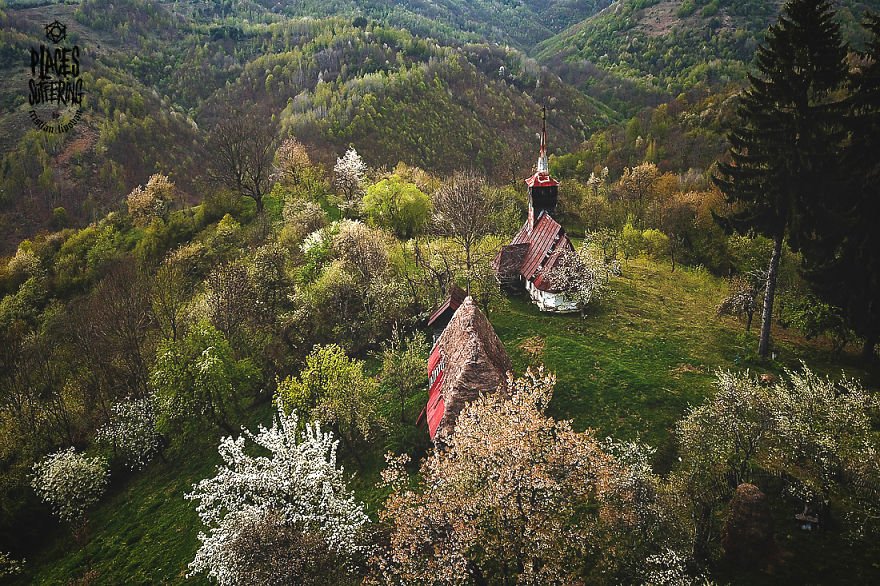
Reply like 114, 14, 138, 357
492, 259, 877, 470
18, 258, 878, 584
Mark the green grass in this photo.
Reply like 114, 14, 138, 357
493, 259, 875, 459
18, 258, 878, 584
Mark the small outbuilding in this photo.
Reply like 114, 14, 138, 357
418, 295, 511, 443
425, 284, 467, 344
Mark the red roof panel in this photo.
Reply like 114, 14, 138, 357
525, 171, 559, 188
511, 213, 564, 281
531, 246, 572, 291
426, 344, 446, 440
427, 395, 445, 439
426, 284, 467, 328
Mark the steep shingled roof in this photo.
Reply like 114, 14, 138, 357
505, 212, 574, 291
426, 296, 511, 442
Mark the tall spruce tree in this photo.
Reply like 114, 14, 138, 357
801, 13, 880, 361
713, 0, 848, 358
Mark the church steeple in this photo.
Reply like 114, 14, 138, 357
537, 104, 549, 174
525, 105, 559, 229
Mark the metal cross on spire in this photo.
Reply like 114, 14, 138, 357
537, 104, 549, 173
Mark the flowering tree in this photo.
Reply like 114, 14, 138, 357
126, 173, 175, 227
716, 275, 762, 332
331, 220, 391, 286
587, 166, 609, 197
0, 552, 24, 579
617, 162, 659, 222
273, 137, 311, 186
674, 365, 880, 557
373, 369, 670, 584
766, 367, 878, 517
545, 245, 612, 315
597, 438, 687, 582
186, 406, 369, 586
334, 147, 367, 213
96, 396, 162, 470
31, 448, 109, 524
641, 548, 708, 586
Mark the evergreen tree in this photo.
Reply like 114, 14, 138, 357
801, 13, 880, 361
713, 0, 848, 358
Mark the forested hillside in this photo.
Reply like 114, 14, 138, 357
192, 0, 615, 49
0, 0, 612, 252
538, 0, 880, 91
1, 0, 880, 584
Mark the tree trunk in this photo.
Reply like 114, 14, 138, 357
862, 334, 877, 362
758, 234, 783, 359
746, 310, 753, 332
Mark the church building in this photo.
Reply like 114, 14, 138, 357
494, 108, 578, 313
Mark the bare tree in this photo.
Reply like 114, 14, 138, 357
152, 248, 194, 341
207, 109, 278, 213
431, 171, 493, 291
71, 263, 153, 402
205, 261, 255, 346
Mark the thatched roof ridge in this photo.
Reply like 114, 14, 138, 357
434, 296, 511, 441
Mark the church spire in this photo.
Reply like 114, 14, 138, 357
537, 104, 549, 174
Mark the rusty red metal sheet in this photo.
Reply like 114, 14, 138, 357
426, 284, 467, 329
524, 171, 559, 188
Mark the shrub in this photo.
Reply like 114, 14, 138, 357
96, 396, 162, 470
31, 448, 109, 524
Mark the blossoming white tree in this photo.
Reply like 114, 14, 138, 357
96, 396, 162, 470
334, 147, 367, 213
186, 405, 369, 585
674, 364, 880, 556
31, 448, 109, 524
546, 245, 612, 315
374, 368, 680, 584
126, 173, 175, 227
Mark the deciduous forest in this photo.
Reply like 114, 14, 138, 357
0, 0, 878, 584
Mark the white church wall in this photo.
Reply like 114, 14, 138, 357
525, 280, 579, 313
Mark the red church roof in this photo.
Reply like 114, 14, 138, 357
524, 171, 559, 188
531, 247, 570, 291
508, 212, 574, 291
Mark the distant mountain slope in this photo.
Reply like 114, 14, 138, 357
0, 0, 615, 252
253, 0, 615, 49
201, 24, 613, 175
537, 0, 880, 92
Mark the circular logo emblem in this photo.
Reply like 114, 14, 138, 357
45, 20, 67, 44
